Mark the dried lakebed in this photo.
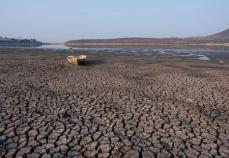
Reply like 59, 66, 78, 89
0, 50, 229, 158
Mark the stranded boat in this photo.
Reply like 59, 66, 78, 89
67, 55, 87, 65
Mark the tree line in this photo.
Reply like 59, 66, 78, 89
0, 37, 43, 46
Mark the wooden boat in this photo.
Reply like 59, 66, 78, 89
67, 55, 87, 65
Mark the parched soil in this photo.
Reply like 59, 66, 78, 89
0, 50, 229, 158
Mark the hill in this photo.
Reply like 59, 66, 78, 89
208, 28, 229, 39
65, 28, 229, 47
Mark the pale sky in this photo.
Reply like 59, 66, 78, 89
1, 0, 229, 42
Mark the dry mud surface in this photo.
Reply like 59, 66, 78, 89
0, 50, 229, 158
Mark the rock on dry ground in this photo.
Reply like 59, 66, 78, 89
0, 50, 229, 158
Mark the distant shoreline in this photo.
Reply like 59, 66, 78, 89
65, 28, 229, 48
65, 42, 229, 49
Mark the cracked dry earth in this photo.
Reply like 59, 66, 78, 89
0, 51, 229, 158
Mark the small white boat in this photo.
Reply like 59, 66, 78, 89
67, 55, 87, 65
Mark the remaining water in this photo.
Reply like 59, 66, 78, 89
1, 44, 229, 61
39, 44, 69, 49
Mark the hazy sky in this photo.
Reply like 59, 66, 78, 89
1, 0, 229, 42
